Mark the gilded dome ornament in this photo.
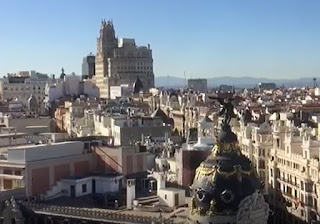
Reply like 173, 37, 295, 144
187, 95, 269, 224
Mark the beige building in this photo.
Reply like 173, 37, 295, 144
95, 20, 154, 98
235, 112, 320, 224
0, 71, 50, 105
236, 121, 273, 194
0, 141, 95, 197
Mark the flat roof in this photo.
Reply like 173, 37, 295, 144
158, 187, 185, 192
0, 133, 27, 138
0, 174, 23, 180
0, 163, 25, 169
8, 141, 82, 150
25, 126, 48, 128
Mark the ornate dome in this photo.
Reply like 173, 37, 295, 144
218, 124, 237, 144
133, 76, 143, 94
188, 120, 269, 223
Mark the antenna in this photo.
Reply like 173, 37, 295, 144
313, 77, 317, 88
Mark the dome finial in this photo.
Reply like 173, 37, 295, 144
189, 94, 269, 223
60, 68, 66, 79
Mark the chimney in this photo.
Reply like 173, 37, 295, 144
126, 179, 136, 209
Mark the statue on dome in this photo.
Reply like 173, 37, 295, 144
209, 96, 236, 125
188, 95, 269, 224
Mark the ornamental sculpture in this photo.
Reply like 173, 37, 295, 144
187, 95, 269, 224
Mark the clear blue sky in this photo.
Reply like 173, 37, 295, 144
1, 0, 320, 79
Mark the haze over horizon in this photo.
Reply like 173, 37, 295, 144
1, 0, 320, 79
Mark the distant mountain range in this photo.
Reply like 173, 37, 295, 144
155, 76, 319, 88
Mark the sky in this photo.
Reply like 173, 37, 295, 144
1, 0, 320, 79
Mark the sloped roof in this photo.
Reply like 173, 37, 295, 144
151, 108, 172, 125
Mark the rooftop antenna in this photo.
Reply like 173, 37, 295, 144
313, 77, 317, 88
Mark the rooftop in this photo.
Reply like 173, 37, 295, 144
0, 132, 27, 138
7, 141, 81, 151
158, 187, 185, 192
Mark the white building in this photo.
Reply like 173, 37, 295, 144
0, 71, 50, 105
109, 85, 133, 99
45, 70, 99, 104
158, 188, 185, 208
193, 116, 214, 150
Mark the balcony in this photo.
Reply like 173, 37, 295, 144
255, 134, 273, 144
282, 191, 300, 202
277, 177, 299, 188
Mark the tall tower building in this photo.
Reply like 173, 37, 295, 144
82, 53, 95, 80
95, 20, 155, 98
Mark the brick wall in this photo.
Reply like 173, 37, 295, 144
32, 167, 50, 195
54, 164, 70, 182
74, 161, 89, 177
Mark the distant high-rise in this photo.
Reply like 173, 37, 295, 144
81, 54, 95, 80
95, 20, 154, 98
188, 78, 207, 92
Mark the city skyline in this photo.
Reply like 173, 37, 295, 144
1, 0, 320, 79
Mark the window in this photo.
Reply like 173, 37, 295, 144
259, 160, 265, 169
165, 194, 167, 200
276, 139, 280, 148
82, 184, 87, 193
3, 169, 11, 174
14, 170, 21, 176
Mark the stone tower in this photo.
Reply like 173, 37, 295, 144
95, 20, 154, 99
95, 20, 118, 98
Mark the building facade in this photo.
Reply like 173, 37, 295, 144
82, 54, 96, 80
44, 70, 99, 104
0, 71, 50, 105
0, 141, 95, 197
187, 79, 207, 92
95, 20, 154, 98
235, 112, 320, 224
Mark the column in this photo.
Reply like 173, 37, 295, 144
126, 179, 136, 209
